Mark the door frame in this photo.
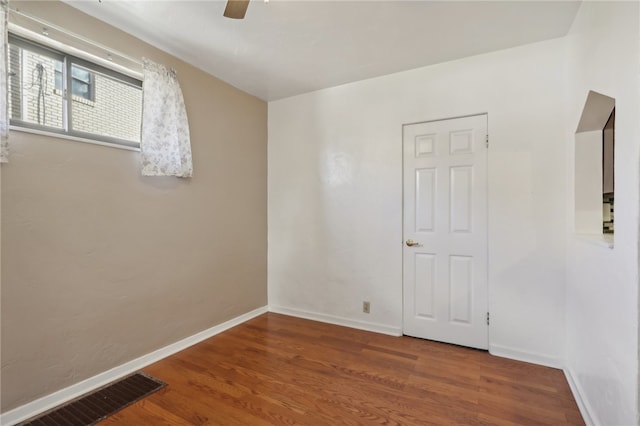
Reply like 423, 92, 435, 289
400, 113, 490, 345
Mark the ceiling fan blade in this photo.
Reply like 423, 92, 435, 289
224, 0, 250, 19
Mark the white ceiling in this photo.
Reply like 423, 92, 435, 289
64, 0, 581, 101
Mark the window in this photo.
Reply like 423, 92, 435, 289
8, 34, 142, 148
54, 62, 95, 102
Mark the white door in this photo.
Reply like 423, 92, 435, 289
402, 114, 488, 350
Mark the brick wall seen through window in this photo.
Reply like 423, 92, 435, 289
9, 34, 142, 147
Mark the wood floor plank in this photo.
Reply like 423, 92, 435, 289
99, 399, 193, 426
100, 313, 584, 425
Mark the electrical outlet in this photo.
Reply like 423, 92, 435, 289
363, 301, 371, 314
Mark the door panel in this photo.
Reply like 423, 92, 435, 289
450, 166, 473, 233
416, 168, 436, 232
414, 253, 436, 318
402, 114, 488, 350
449, 255, 472, 323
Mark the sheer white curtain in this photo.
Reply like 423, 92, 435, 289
140, 58, 193, 177
0, 0, 9, 163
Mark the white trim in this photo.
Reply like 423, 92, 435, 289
268, 305, 402, 337
488, 343, 563, 369
9, 126, 141, 152
563, 367, 596, 426
0, 306, 268, 426
8, 21, 143, 79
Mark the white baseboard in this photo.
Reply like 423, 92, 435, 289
563, 367, 596, 426
268, 305, 402, 337
0, 306, 268, 426
489, 343, 562, 369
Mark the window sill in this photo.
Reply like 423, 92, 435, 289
574, 233, 614, 249
10, 125, 140, 152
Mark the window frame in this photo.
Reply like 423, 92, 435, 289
9, 33, 143, 149
54, 61, 96, 102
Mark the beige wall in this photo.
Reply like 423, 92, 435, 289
1, 1, 267, 412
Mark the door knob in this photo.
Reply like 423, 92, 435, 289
406, 239, 421, 247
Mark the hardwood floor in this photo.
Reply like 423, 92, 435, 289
100, 313, 584, 425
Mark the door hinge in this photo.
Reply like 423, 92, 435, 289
485, 134, 489, 148
486, 312, 490, 326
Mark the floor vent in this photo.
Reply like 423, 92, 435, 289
18, 372, 166, 426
